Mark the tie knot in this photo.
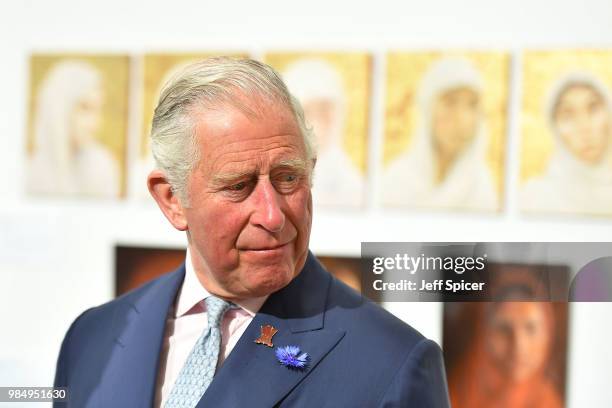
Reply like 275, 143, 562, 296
204, 296, 234, 329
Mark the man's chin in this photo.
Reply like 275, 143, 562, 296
242, 269, 296, 297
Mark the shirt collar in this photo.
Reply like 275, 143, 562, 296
175, 248, 268, 318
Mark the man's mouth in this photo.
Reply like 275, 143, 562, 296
240, 240, 294, 253
248, 242, 289, 251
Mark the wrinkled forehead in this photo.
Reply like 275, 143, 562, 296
193, 99, 301, 143
205, 140, 310, 184
193, 102, 306, 170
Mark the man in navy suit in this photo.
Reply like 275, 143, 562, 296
54, 57, 450, 407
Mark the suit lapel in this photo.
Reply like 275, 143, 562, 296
196, 252, 345, 408
103, 265, 185, 408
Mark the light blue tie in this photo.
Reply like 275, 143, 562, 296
164, 296, 234, 408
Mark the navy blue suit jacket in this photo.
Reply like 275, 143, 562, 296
54, 252, 450, 407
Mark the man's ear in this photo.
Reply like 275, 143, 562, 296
147, 169, 188, 231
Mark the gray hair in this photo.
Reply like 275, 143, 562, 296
150, 56, 316, 205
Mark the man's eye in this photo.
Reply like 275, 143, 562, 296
228, 182, 247, 191
277, 173, 299, 185
273, 173, 301, 193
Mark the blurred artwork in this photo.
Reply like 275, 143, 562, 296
26, 55, 129, 198
116, 246, 185, 295
444, 263, 569, 408
382, 52, 509, 211
520, 51, 612, 216
133, 52, 248, 199
265, 52, 371, 208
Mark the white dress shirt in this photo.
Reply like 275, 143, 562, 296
154, 249, 268, 407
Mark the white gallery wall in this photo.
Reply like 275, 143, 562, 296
1, 0, 612, 406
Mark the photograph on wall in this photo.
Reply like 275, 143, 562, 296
381, 52, 509, 212
443, 262, 569, 408
265, 52, 371, 208
115, 245, 186, 295
520, 50, 612, 217
26, 54, 129, 198
133, 52, 249, 199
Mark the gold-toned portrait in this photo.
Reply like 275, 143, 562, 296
26, 54, 129, 198
264, 52, 371, 208
520, 50, 612, 217
382, 52, 509, 212
134, 52, 248, 199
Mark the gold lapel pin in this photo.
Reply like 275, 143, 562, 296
254, 324, 278, 347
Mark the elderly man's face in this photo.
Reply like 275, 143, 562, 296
184, 100, 313, 300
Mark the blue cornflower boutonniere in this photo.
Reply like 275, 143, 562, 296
275, 345, 310, 370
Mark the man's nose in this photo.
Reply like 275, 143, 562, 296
250, 178, 285, 233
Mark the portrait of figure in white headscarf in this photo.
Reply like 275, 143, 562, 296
382, 57, 499, 211
520, 72, 612, 216
282, 59, 365, 208
26, 60, 120, 197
